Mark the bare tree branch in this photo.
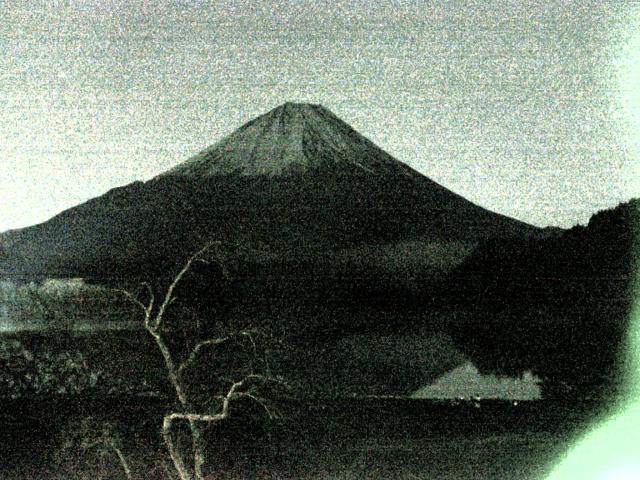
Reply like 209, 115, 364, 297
218, 373, 288, 417
177, 336, 232, 376
112, 445, 133, 480
120, 289, 148, 317
142, 281, 155, 313
121, 281, 155, 330
169, 373, 286, 428
177, 330, 259, 376
73, 422, 133, 480
154, 241, 220, 330
237, 392, 281, 419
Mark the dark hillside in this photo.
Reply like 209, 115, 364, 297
443, 199, 639, 398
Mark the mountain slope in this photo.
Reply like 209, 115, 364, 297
0, 103, 537, 279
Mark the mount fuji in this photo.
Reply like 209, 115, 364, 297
0, 102, 536, 279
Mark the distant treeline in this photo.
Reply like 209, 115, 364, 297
0, 279, 137, 329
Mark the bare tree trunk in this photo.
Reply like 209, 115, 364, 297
150, 329, 189, 405
161, 417, 209, 480
151, 330, 200, 480
189, 420, 207, 480
160, 458, 180, 480
151, 329, 211, 480
163, 415, 192, 480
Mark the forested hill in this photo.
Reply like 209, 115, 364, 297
444, 199, 640, 398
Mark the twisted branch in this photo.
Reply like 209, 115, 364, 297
118, 241, 285, 480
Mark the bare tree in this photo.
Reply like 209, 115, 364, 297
122, 242, 285, 480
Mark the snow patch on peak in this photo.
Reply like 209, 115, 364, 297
162, 103, 419, 178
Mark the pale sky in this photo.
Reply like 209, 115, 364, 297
1, 0, 639, 232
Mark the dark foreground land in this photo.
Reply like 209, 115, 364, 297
0, 397, 610, 480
